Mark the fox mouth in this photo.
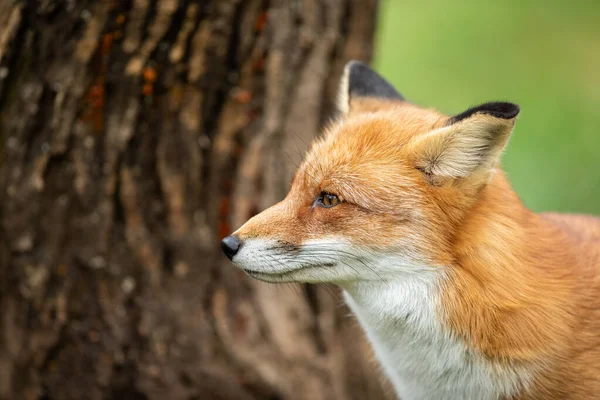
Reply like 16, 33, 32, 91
242, 262, 335, 281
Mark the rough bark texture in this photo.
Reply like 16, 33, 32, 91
0, 0, 392, 399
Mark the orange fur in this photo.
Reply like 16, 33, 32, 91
442, 174, 600, 399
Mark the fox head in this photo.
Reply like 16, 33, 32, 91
222, 61, 519, 284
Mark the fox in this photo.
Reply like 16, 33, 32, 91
221, 61, 600, 400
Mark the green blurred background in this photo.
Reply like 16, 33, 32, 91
374, 0, 600, 214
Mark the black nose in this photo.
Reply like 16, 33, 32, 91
221, 235, 241, 260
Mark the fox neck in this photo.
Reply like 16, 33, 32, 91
443, 171, 576, 363
342, 272, 535, 400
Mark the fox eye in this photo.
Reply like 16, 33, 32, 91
314, 192, 342, 208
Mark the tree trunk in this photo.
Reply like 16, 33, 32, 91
0, 1, 391, 399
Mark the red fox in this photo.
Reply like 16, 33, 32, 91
221, 61, 600, 400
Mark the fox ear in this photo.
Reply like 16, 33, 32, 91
409, 102, 520, 184
337, 61, 404, 114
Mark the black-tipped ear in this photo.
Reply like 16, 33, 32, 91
449, 102, 520, 125
337, 61, 404, 114
409, 101, 519, 182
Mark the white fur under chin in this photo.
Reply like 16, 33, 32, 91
342, 275, 534, 400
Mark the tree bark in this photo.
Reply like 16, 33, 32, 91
0, 1, 391, 399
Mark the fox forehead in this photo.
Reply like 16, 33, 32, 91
291, 102, 446, 211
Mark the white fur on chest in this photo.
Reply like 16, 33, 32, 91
342, 273, 532, 400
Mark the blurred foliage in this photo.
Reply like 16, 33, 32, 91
374, 0, 600, 214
